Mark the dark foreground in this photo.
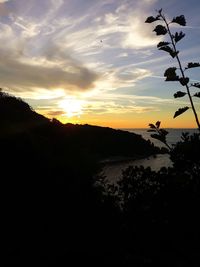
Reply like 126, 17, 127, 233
2, 92, 200, 265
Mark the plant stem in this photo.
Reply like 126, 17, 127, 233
155, 128, 172, 151
161, 14, 200, 131
164, 141, 172, 151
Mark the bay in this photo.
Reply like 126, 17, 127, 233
124, 128, 198, 148
102, 128, 198, 183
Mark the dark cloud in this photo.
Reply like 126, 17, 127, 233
0, 53, 99, 92
46, 110, 64, 116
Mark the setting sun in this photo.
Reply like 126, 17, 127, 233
59, 98, 84, 118
0, 0, 199, 129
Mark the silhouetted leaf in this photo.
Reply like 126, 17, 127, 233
155, 121, 161, 128
159, 129, 169, 136
171, 15, 186, 26
165, 76, 179, 81
173, 107, 189, 118
174, 31, 185, 43
159, 45, 172, 53
159, 46, 179, 58
169, 50, 179, 58
164, 67, 177, 76
149, 123, 156, 129
145, 16, 160, 23
191, 83, 200, 89
174, 91, 187, 98
194, 92, 200, 98
186, 62, 200, 69
179, 77, 189, 86
153, 25, 167, 35
164, 67, 179, 81
157, 42, 170, 48
150, 134, 165, 142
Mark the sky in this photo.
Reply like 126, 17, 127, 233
0, 0, 199, 128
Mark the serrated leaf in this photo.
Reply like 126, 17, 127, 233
164, 67, 179, 81
157, 41, 170, 48
174, 31, 185, 43
155, 121, 161, 128
153, 25, 167, 35
194, 92, 200, 98
145, 16, 160, 23
186, 62, 200, 69
174, 91, 187, 98
171, 15, 186, 26
173, 107, 189, 118
191, 83, 200, 89
179, 77, 189, 86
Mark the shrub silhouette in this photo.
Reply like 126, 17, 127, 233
97, 9, 200, 265
145, 9, 200, 130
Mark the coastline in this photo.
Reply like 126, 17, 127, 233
99, 154, 153, 165
101, 153, 172, 183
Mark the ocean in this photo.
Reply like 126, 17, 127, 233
123, 128, 198, 148
102, 128, 198, 183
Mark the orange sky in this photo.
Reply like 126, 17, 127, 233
1, 0, 200, 129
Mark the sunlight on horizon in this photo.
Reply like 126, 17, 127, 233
0, 0, 199, 128
59, 98, 84, 118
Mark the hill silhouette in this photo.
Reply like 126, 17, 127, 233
1, 91, 160, 264
0, 91, 161, 160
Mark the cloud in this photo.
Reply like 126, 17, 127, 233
0, 53, 99, 93
86, 0, 160, 50
35, 91, 170, 120
0, 0, 174, 121
92, 65, 152, 92
0, 0, 157, 97
0, 17, 99, 95
0, 0, 12, 15
74, 92, 176, 116
83, 101, 158, 115
121, 17, 160, 49
0, 0, 12, 2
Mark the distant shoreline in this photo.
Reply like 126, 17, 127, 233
118, 128, 197, 130
99, 154, 158, 165
101, 154, 172, 183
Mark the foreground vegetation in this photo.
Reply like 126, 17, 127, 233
2, 90, 200, 265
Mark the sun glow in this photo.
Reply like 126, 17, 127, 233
59, 98, 84, 118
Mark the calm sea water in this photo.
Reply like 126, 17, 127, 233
102, 128, 198, 183
122, 128, 198, 148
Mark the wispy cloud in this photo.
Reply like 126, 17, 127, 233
0, 0, 158, 95
92, 66, 152, 93
0, 0, 199, 127
0, 0, 13, 3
